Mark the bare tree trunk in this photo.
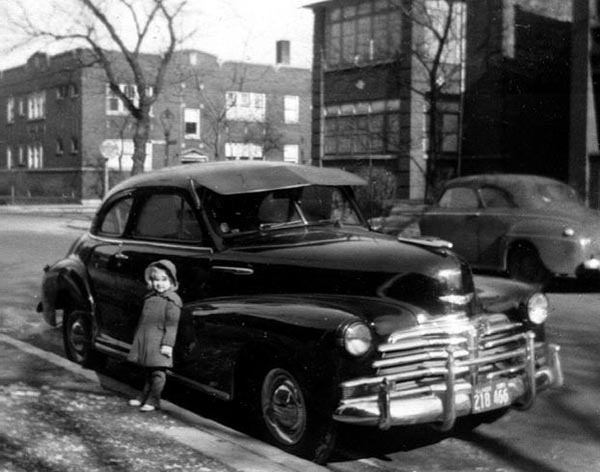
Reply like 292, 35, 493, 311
132, 116, 151, 175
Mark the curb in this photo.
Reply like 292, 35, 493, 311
0, 334, 329, 472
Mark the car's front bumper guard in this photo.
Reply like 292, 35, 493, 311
333, 334, 563, 430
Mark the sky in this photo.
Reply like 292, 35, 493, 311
0, 0, 315, 70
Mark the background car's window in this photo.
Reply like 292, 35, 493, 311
133, 193, 204, 242
479, 187, 512, 208
438, 187, 479, 209
98, 196, 133, 236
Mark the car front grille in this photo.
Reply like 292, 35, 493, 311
341, 314, 542, 402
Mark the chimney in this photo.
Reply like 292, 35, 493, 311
276, 40, 290, 65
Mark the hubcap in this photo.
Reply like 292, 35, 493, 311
261, 369, 307, 445
69, 318, 87, 356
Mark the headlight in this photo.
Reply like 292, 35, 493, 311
562, 227, 575, 237
342, 322, 372, 356
527, 292, 548, 324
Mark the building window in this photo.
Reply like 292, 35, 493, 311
441, 113, 459, 152
18, 98, 25, 116
69, 84, 79, 97
283, 144, 299, 164
184, 108, 201, 139
57, 85, 69, 100
224, 142, 263, 160
18, 146, 25, 166
225, 91, 266, 122
27, 144, 43, 169
324, 100, 400, 157
106, 83, 153, 115
6, 147, 12, 169
71, 137, 79, 154
325, 0, 403, 67
7, 97, 15, 123
284, 95, 299, 123
56, 138, 64, 155
27, 91, 46, 120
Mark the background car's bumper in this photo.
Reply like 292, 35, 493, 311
333, 342, 563, 430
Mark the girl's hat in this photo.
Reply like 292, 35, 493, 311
145, 259, 179, 290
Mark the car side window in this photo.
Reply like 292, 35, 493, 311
98, 196, 133, 236
438, 187, 479, 209
479, 187, 512, 208
132, 193, 204, 243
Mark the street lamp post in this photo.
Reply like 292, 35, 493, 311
160, 108, 175, 167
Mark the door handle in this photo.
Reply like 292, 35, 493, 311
114, 252, 129, 260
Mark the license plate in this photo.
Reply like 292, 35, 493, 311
472, 380, 511, 414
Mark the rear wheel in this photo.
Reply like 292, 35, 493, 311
250, 365, 336, 464
63, 309, 105, 369
507, 244, 550, 286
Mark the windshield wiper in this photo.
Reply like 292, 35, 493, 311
258, 220, 305, 231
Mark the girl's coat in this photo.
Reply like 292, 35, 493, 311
127, 289, 182, 368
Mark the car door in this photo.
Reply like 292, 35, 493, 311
475, 185, 518, 269
419, 186, 481, 263
118, 188, 214, 378
87, 192, 138, 344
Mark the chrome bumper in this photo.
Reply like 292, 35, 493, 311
333, 340, 563, 430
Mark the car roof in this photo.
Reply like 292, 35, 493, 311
444, 174, 565, 191
106, 161, 366, 197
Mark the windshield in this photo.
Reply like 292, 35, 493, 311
205, 185, 363, 236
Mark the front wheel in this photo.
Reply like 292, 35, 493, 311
63, 310, 105, 369
258, 367, 336, 464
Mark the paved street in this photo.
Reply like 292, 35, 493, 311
0, 211, 599, 471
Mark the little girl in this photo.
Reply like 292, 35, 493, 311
127, 259, 182, 412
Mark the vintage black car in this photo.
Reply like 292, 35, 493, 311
39, 161, 563, 463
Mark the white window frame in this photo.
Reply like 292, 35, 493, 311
6, 146, 12, 169
283, 144, 300, 164
225, 91, 266, 122
224, 142, 264, 160
27, 91, 46, 120
284, 95, 300, 124
27, 143, 43, 169
7, 97, 15, 123
106, 83, 153, 116
184, 108, 201, 139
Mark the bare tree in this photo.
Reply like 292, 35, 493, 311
180, 63, 283, 161
8, 0, 189, 175
396, 0, 466, 197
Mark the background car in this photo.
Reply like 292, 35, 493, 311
417, 174, 600, 285
38, 163, 563, 463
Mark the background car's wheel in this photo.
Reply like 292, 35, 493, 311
252, 366, 336, 464
63, 309, 105, 369
507, 244, 550, 285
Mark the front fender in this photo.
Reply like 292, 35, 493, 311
504, 222, 584, 275
39, 255, 94, 327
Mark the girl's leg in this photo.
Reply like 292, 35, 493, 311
130, 368, 151, 406
146, 368, 166, 408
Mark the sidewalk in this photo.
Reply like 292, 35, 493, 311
0, 334, 329, 472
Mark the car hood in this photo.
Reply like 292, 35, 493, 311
229, 227, 457, 273
218, 227, 475, 318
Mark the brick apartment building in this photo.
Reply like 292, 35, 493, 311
0, 43, 311, 202
306, 0, 594, 203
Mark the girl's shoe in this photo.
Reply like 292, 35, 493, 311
128, 399, 142, 407
139, 404, 156, 412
